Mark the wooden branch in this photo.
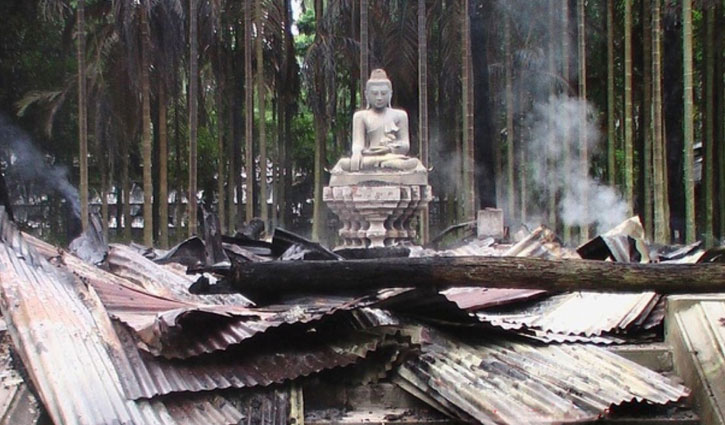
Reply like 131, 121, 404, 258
212, 256, 725, 296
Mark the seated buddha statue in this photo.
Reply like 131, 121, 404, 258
332, 69, 425, 174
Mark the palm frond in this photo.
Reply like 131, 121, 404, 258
39, 0, 70, 22
15, 87, 72, 138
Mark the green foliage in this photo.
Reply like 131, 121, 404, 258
291, 105, 315, 173
1, 0, 723, 243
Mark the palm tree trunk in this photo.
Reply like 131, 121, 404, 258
360, 0, 369, 103
577, 0, 588, 242
653, 0, 670, 244
77, 0, 88, 231
216, 86, 225, 234
703, 3, 715, 246
548, 0, 558, 230
256, 0, 267, 229
717, 3, 725, 240
159, 83, 169, 248
276, 92, 285, 228
517, 79, 527, 225
227, 90, 237, 234
505, 13, 515, 225
311, 0, 326, 242
173, 82, 182, 243
606, 0, 615, 188
122, 138, 131, 241
245, 0, 254, 223
140, 0, 154, 246
100, 145, 108, 240
418, 0, 429, 243
642, 0, 653, 240
461, 0, 475, 221
280, 0, 294, 230
624, 0, 633, 216
682, 0, 696, 244
189, 0, 199, 236
284, 103, 293, 231
561, 0, 571, 243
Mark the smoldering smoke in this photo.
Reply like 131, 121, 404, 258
0, 114, 81, 218
527, 95, 628, 234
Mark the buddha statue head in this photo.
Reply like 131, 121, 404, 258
365, 69, 393, 110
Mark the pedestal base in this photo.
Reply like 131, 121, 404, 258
323, 184, 432, 248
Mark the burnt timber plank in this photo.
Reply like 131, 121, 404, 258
208, 257, 725, 296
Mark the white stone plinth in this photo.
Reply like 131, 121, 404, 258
323, 184, 432, 248
477, 208, 504, 239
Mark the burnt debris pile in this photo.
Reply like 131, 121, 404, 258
3, 209, 722, 424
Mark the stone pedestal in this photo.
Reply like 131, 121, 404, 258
323, 180, 432, 248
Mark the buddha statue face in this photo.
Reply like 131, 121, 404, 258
365, 69, 393, 110
366, 82, 392, 110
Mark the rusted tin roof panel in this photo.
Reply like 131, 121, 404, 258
476, 291, 659, 338
64, 240, 410, 359
577, 217, 652, 263
440, 287, 547, 311
642, 296, 666, 330
86, 263, 408, 359
111, 321, 384, 399
108, 243, 253, 306
396, 328, 689, 425
0, 211, 178, 425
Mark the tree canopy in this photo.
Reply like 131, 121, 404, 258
0, 0, 723, 248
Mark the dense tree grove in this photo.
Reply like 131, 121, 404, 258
0, 0, 723, 248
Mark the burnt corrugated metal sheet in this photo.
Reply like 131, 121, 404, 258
576, 217, 652, 263
86, 263, 408, 359
111, 320, 385, 399
0, 212, 268, 425
0, 210, 178, 424
504, 226, 580, 259
643, 296, 666, 330
476, 291, 660, 339
395, 327, 689, 425
108, 243, 253, 306
440, 287, 547, 310
524, 330, 627, 345
65, 242, 410, 359
160, 394, 243, 424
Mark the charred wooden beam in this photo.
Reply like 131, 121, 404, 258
203, 257, 725, 296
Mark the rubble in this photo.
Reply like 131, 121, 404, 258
0, 209, 715, 424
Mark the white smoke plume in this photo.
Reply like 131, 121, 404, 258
0, 114, 81, 218
527, 95, 628, 234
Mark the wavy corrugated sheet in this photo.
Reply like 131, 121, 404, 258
66, 242, 409, 359
440, 287, 546, 310
160, 395, 243, 424
476, 291, 660, 337
108, 243, 253, 306
0, 211, 177, 424
111, 320, 384, 399
0, 212, 247, 425
396, 328, 689, 425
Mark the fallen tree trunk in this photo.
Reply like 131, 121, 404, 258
200, 256, 725, 296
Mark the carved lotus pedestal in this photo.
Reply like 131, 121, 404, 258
323, 173, 432, 248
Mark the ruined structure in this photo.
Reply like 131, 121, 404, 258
324, 69, 432, 248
